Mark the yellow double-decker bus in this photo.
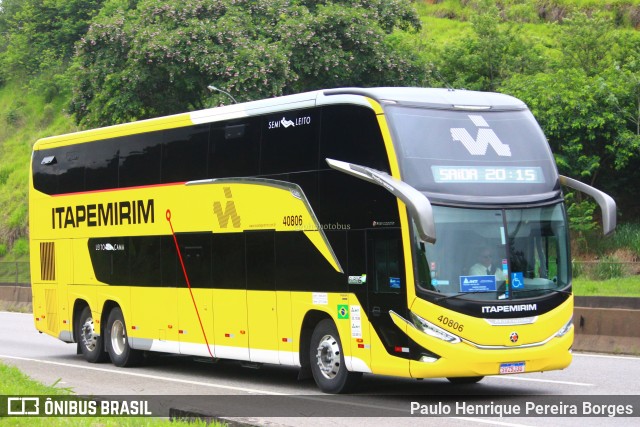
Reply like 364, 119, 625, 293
29, 87, 615, 393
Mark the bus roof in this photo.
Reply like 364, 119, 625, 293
34, 87, 527, 149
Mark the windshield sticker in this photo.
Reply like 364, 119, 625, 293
350, 306, 362, 338
389, 277, 401, 289
460, 275, 497, 292
512, 272, 524, 289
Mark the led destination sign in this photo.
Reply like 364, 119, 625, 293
432, 166, 544, 184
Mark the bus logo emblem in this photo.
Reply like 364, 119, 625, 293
510, 332, 519, 343
213, 187, 241, 228
451, 115, 512, 157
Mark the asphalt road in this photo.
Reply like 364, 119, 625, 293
1, 311, 639, 426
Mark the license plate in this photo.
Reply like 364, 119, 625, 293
499, 362, 526, 374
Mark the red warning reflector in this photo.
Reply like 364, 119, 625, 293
394, 346, 410, 353
358, 344, 365, 349
131, 326, 137, 330
179, 330, 186, 335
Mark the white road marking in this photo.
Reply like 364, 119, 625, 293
452, 418, 535, 427
487, 376, 593, 387
0, 354, 286, 395
573, 353, 640, 361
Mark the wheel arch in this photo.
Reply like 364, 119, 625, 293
298, 309, 333, 370
100, 299, 121, 334
72, 299, 90, 343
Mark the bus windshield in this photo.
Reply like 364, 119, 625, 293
414, 204, 570, 301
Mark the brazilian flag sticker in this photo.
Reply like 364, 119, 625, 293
337, 305, 349, 319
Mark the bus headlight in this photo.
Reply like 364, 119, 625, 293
410, 312, 461, 344
555, 317, 573, 338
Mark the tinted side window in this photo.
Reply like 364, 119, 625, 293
119, 134, 161, 188
320, 105, 389, 172
85, 140, 119, 192
261, 109, 320, 175
209, 118, 260, 178
212, 233, 245, 289
33, 146, 87, 195
245, 231, 275, 291
161, 126, 209, 183
275, 231, 346, 293
175, 233, 212, 288
33, 149, 60, 195
58, 147, 85, 193
317, 170, 400, 230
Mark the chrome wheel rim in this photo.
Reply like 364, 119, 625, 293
80, 317, 98, 352
316, 334, 341, 379
110, 319, 126, 356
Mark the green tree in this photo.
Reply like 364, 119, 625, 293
70, 0, 424, 127
0, 0, 105, 97
0, 0, 105, 74
427, 1, 545, 91
500, 11, 640, 229
556, 12, 618, 77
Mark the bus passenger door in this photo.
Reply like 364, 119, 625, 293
366, 229, 411, 377
346, 230, 372, 372
245, 230, 279, 364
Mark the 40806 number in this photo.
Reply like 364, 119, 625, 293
282, 215, 303, 227
437, 315, 464, 333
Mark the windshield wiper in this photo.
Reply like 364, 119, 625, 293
513, 288, 572, 295
435, 291, 492, 302
437, 287, 571, 302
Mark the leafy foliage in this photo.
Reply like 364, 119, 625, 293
0, 0, 105, 86
69, 0, 424, 126
2, 0, 640, 258
426, 2, 546, 91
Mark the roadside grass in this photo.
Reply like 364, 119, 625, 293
573, 276, 640, 297
0, 362, 218, 427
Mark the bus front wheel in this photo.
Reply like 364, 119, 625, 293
105, 307, 143, 367
310, 319, 361, 394
77, 306, 108, 363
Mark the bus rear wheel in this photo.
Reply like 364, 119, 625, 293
105, 307, 143, 367
310, 319, 361, 394
447, 376, 484, 384
77, 306, 108, 363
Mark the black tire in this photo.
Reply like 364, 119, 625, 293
447, 376, 484, 384
76, 306, 108, 363
310, 319, 362, 394
105, 307, 144, 367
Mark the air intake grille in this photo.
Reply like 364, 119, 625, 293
40, 242, 56, 281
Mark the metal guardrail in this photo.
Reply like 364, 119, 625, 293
0, 262, 31, 286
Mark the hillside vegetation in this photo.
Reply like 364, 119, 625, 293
1, 0, 640, 261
